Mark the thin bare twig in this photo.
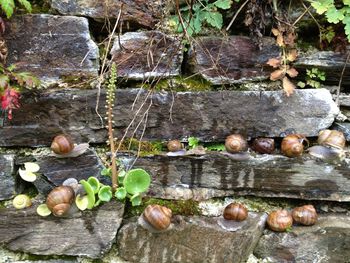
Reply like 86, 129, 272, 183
336, 51, 350, 106
226, 0, 250, 31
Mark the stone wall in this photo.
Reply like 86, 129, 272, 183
1, 1, 350, 262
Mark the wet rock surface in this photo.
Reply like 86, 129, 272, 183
0, 200, 124, 258
32, 149, 108, 195
0, 154, 16, 201
254, 214, 350, 262
188, 36, 280, 84
0, 88, 338, 146
117, 213, 267, 263
120, 152, 350, 202
50, 0, 163, 28
4, 14, 99, 84
111, 31, 183, 79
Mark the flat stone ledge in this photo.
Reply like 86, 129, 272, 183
5, 14, 99, 85
117, 213, 267, 263
120, 152, 350, 202
0, 88, 338, 146
0, 154, 16, 201
254, 214, 350, 262
0, 200, 124, 258
111, 31, 183, 79
50, 0, 163, 28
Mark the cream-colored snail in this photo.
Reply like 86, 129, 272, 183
51, 134, 89, 158
13, 194, 32, 209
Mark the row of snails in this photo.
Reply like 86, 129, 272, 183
167, 129, 346, 160
138, 203, 317, 233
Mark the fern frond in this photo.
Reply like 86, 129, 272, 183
17, 0, 31, 12
0, 0, 15, 18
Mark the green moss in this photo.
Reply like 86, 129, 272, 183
125, 197, 201, 218
138, 76, 213, 92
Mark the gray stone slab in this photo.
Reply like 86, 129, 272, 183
254, 214, 350, 263
0, 88, 338, 146
117, 213, 267, 263
120, 152, 350, 202
111, 31, 183, 79
50, 0, 163, 28
0, 154, 15, 201
0, 200, 124, 258
188, 36, 280, 84
4, 14, 99, 85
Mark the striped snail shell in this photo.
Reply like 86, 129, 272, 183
225, 134, 248, 153
318, 130, 346, 149
46, 186, 75, 217
292, 205, 317, 226
167, 140, 183, 152
267, 209, 293, 232
223, 203, 248, 221
281, 134, 308, 158
140, 204, 172, 232
13, 194, 32, 209
51, 134, 74, 154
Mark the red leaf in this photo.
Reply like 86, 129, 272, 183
1, 88, 20, 119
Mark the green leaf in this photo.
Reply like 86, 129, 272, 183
7, 64, 16, 72
101, 167, 111, 176
297, 81, 306, 88
344, 0, 350, 6
0, 0, 15, 18
123, 168, 151, 195
204, 11, 223, 29
343, 16, 350, 41
36, 204, 51, 217
75, 194, 89, 211
213, 0, 232, 9
13, 72, 40, 89
115, 187, 127, 200
80, 179, 96, 209
326, 6, 345, 23
17, 0, 32, 12
0, 75, 9, 89
98, 185, 112, 202
87, 176, 100, 194
130, 193, 142, 206
118, 170, 126, 184
205, 143, 226, 151
309, 0, 333, 14
188, 137, 200, 149
193, 12, 203, 34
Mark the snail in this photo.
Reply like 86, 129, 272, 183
223, 203, 248, 221
252, 138, 275, 154
308, 145, 345, 163
51, 134, 89, 158
46, 185, 75, 217
167, 140, 183, 152
267, 209, 293, 232
281, 134, 309, 158
317, 129, 346, 149
225, 134, 248, 153
292, 205, 317, 226
13, 194, 32, 209
138, 204, 172, 233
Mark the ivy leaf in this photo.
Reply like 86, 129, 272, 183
297, 81, 306, 88
0, 0, 15, 18
17, 0, 32, 12
213, 0, 232, 10
326, 7, 345, 23
204, 11, 223, 29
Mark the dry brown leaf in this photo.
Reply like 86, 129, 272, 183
267, 58, 281, 68
287, 49, 298, 62
286, 67, 298, 78
285, 32, 296, 46
276, 34, 284, 47
282, 76, 295, 97
271, 28, 280, 36
270, 69, 285, 81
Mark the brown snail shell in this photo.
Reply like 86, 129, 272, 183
292, 205, 317, 226
225, 134, 248, 153
267, 209, 293, 232
167, 140, 183, 152
46, 185, 75, 217
142, 204, 172, 231
252, 138, 275, 154
223, 203, 248, 221
318, 129, 346, 149
51, 134, 74, 154
281, 134, 308, 158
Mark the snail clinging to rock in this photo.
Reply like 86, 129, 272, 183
138, 204, 173, 233
51, 134, 89, 158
